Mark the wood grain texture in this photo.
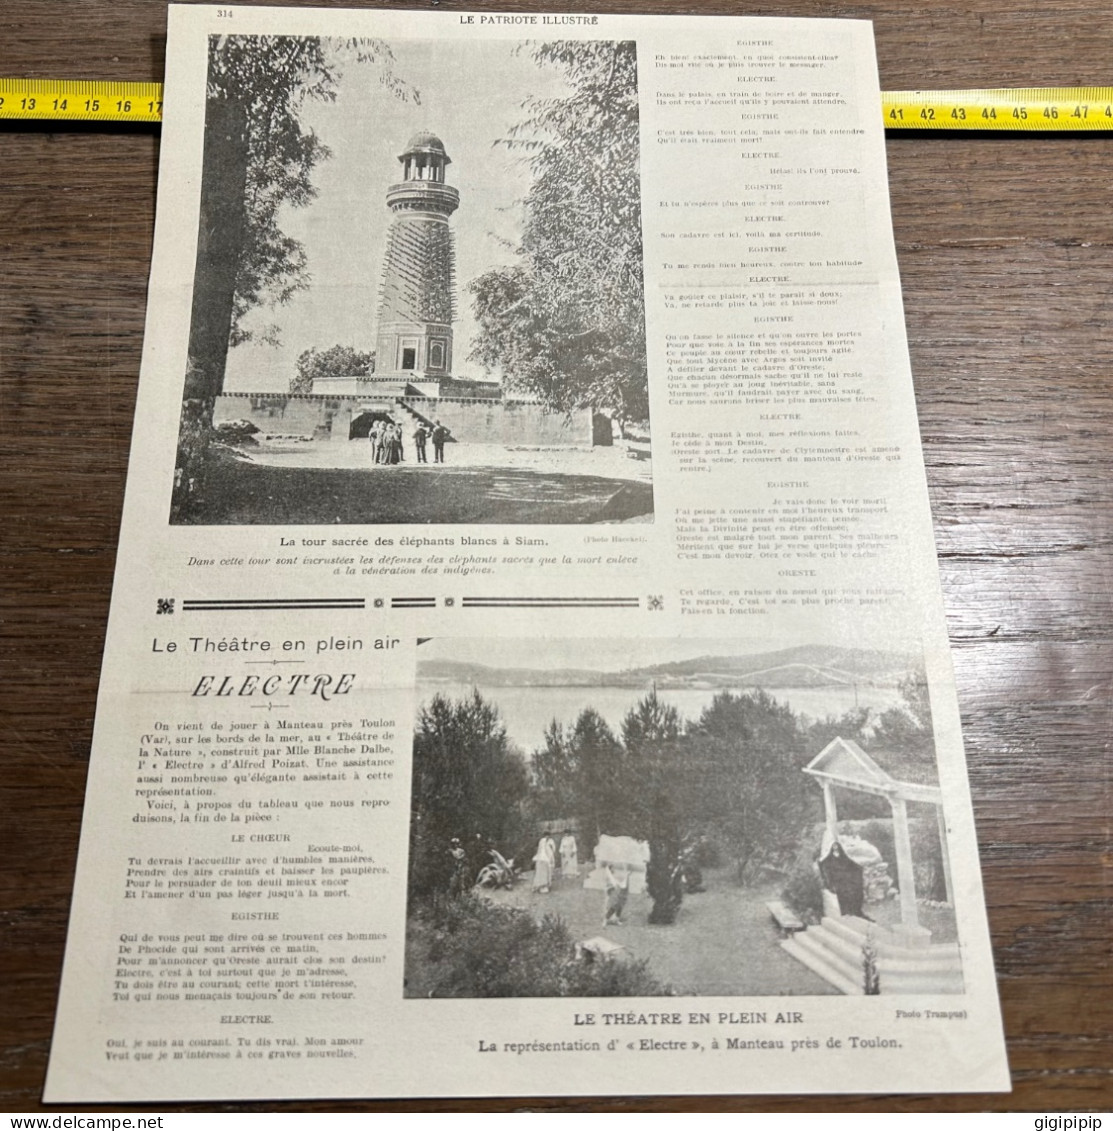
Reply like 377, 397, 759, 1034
1, 0, 1110, 1113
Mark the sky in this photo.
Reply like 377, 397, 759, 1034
224, 38, 572, 393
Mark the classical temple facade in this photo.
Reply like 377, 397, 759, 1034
775, 737, 964, 995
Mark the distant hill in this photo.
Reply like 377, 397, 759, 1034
418, 645, 918, 691
418, 661, 610, 687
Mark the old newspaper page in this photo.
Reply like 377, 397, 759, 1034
44, 4, 1009, 1101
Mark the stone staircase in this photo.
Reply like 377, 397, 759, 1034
781, 914, 964, 995
395, 397, 436, 429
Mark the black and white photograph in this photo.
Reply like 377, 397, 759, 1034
404, 637, 963, 999
171, 34, 653, 525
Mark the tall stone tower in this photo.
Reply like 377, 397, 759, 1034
374, 132, 459, 382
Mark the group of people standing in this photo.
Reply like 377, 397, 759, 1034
531, 831, 579, 894
367, 419, 406, 465
367, 417, 450, 466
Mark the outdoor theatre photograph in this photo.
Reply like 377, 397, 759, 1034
403, 637, 965, 999
171, 34, 653, 526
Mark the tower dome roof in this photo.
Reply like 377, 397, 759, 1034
404, 131, 447, 154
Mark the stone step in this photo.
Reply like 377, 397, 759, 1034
803, 922, 881, 974
797, 926, 881, 991
813, 924, 963, 978
397, 399, 437, 427
780, 935, 863, 996
821, 916, 961, 962
783, 923, 965, 995
778, 931, 864, 995
821, 914, 900, 948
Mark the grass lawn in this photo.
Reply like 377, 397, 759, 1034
178, 451, 654, 525
406, 864, 836, 998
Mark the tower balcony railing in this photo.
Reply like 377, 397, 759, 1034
385, 180, 459, 216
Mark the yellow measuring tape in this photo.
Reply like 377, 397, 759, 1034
2, 79, 1113, 130
883, 87, 1113, 130
0, 79, 162, 123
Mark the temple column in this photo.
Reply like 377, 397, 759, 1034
936, 804, 954, 905
821, 782, 839, 842
889, 795, 920, 929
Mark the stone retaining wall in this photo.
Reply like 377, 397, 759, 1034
214, 393, 596, 447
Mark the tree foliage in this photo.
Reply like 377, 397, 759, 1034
645, 790, 684, 925
620, 688, 684, 899
291, 343, 375, 393
186, 35, 413, 401
213, 38, 336, 349
487, 668, 936, 908
531, 708, 626, 843
409, 691, 530, 899
570, 708, 628, 843
684, 691, 812, 877
411, 895, 671, 998
175, 36, 413, 520
804, 704, 873, 755
531, 719, 574, 818
804, 669, 937, 783
528, 687, 818, 886
870, 670, 935, 772
469, 41, 647, 423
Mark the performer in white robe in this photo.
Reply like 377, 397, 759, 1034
559, 832, 579, 878
531, 836, 554, 893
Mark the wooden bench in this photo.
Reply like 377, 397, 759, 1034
765, 900, 805, 937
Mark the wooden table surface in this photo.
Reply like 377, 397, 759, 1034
2, 0, 1110, 1114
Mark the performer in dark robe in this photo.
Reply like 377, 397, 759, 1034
819, 840, 866, 918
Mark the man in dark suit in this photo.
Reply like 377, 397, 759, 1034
431, 420, 449, 463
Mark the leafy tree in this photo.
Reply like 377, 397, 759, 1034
187, 34, 411, 400
621, 687, 681, 759
620, 689, 686, 923
805, 704, 872, 755
620, 688, 682, 835
291, 343, 375, 393
530, 708, 627, 848
569, 708, 627, 845
409, 690, 530, 899
645, 790, 684, 925
685, 690, 811, 879
801, 669, 936, 817
469, 41, 647, 425
530, 719, 573, 819
868, 669, 936, 775
173, 35, 412, 518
